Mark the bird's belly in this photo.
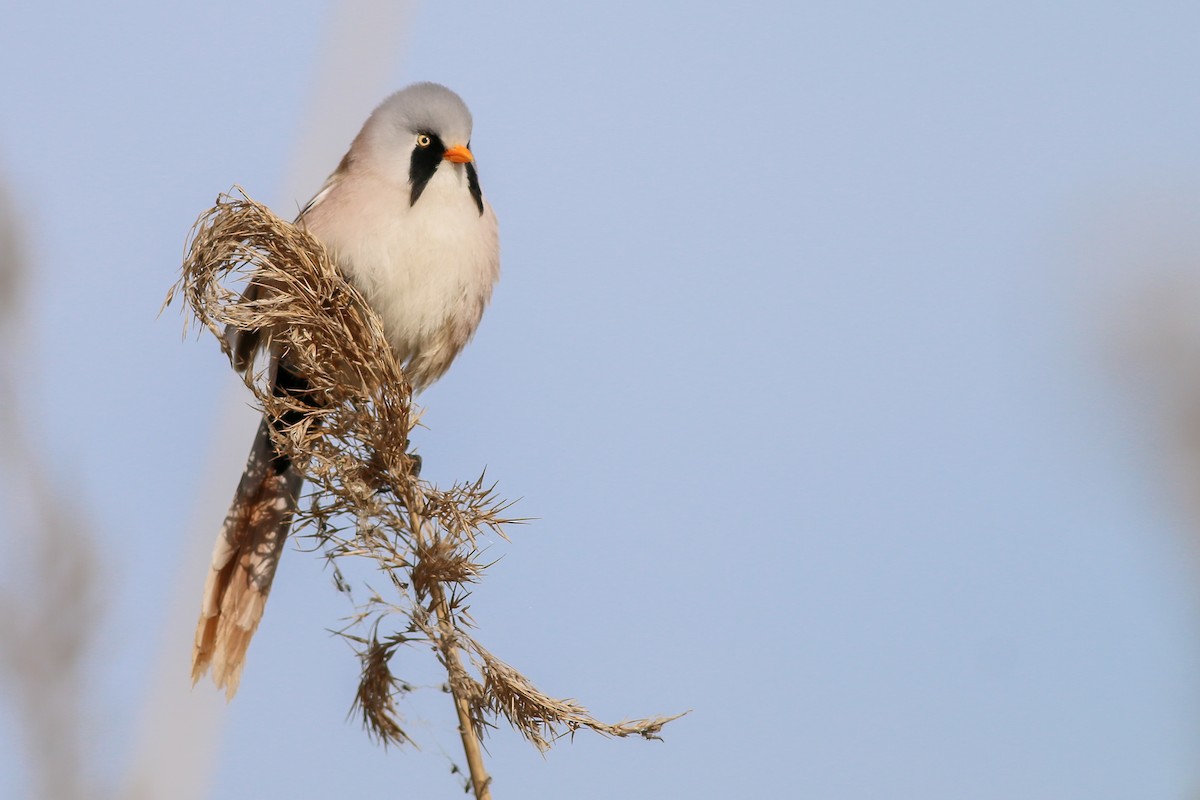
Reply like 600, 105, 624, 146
336, 210, 497, 391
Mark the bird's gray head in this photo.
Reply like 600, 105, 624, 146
374, 82, 474, 147
353, 82, 483, 213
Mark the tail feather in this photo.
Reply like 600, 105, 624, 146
192, 417, 302, 699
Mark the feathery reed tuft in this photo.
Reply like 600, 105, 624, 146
166, 188, 683, 796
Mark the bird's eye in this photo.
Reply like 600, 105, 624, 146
416, 134, 432, 148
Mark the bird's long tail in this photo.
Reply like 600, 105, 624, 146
192, 364, 307, 699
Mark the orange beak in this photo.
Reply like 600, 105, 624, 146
443, 145, 474, 164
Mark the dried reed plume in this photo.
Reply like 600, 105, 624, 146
165, 189, 683, 797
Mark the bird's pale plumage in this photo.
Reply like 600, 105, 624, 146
193, 83, 499, 697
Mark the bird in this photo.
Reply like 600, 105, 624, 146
191, 82, 500, 698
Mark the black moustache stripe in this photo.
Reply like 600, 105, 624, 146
409, 132, 486, 216
408, 131, 445, 207
465, 161, 484, 216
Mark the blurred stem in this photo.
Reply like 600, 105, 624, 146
407, 492, 492, 799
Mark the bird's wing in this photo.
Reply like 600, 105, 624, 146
226, 279, 262, 373
225, 164, 345, 374
295, 159, 345, 223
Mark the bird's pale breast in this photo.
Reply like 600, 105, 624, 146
303, 166, 499, 392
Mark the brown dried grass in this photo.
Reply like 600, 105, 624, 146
165, 188, 683, 793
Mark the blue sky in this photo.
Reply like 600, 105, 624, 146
2, 2, 1200, 797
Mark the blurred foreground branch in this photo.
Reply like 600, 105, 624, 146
165, 189, 683, 796
1106, 234, 1200, 550
0, 176, 101, 800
